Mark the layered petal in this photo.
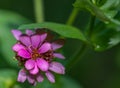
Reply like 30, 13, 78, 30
36, 74, 44, 82
51, 39, 64, 50
31, 35, 41, 48
30, 64, 39, 75
49, 62, 65, 74
18, 49, 31, 58
12, 43, 25, 52
37, 58, 49, 71
45, 71, 55, 83
19, 36, 31, 47
25, 59, 35, 70
53, 53, 65, 59
17, 69, 27, 83
40, 33, 47, 45
26, 29, 34, 36
27, 75, 36, 85
11, 30, 22, 40
38, 43, 51, 53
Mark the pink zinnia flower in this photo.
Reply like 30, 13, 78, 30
11, 29, 65, 85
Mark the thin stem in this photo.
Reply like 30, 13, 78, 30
87, 15, 96, 37
66, 8, 79, 25
66, 15, 96, 72
34, 0, 44, 23
66, 44, 87, 71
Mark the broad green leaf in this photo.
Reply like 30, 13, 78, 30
0, 10, 30, 67
74, 0, 120, 25
0, 69, 17, 88
91, 22, 120, 51
34, 76, 82, 88
18, 22, 87, 42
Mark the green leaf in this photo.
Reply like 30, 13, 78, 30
74, 0, 120, 25
18, 22, 87, 42
91, 22, 120, 51
74, 0, 109, 22
0, 69, 17, 88
35, 76, 82, 88
0, 10, 30, 67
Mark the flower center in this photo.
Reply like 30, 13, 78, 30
31, 49, 53, 61
31, 49, 40, 60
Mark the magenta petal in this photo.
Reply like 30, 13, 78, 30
37, 58, 49, 71
17, 69, 27, 83
40, 33, 47, 44
30, 63, 39, 75
11, 30, 22, 40
25, 59, 35, 70
31, 35, 41, 48
19, 36, 31, 47
38, 43, 51, 53
45, 71, 55, 83
12, 43, 25, 52
53, 53, 65, 59
49, 62, 65, 74
27, 75, 35, 84
26, 29, 34, 36
36, 74, 44, 82
51, 39, 64, 50
18, 49, 31, 58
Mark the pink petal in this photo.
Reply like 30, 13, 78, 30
25, 59, 35, 70
17, 69, 27, 83
45, 71, 55, 83
37, 58, 49, 71
18, 49, 31, 58
19, 36, 31, 47
40, 33, 47, 45
36, 74, 44, 82
27, 75, 35, 85
49, 62, 65, 74
30, 63, 39, 75
53, 53, 65, 59
11, 30, 22, 40
38, 43, 51, 53
26, 29, 34, 36
12, 43, 25, 52
51, 39, 64, 50
31, 35, 41, 48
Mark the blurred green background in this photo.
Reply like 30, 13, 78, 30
0, 0, 120, 88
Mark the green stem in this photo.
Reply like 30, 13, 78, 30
34, 0, 44, 23
66, 15, 96, 72
87, 15, 96, 37
66, 44, 87, 71
66, 8, 79, 25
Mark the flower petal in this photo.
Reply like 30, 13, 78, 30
38, 43, 51, 53
18, 49, 31, 58
53, 53, 65, 59
25, 59, 35, 70
30, 63, 39, 75
17, 69, 27, 83
19, 35, 31, 47
31, 35, 41, 48
51, 39, 64, 50
36, 74, 44, 82
49, 62, 65, 74
37, 58, 49, 71
26, 29, 34, 36
27, 75, 35, 84
12, 43, 25, 52
45, 71, 55, 83
40, 33, 47, 44
11, 30, 22, 40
